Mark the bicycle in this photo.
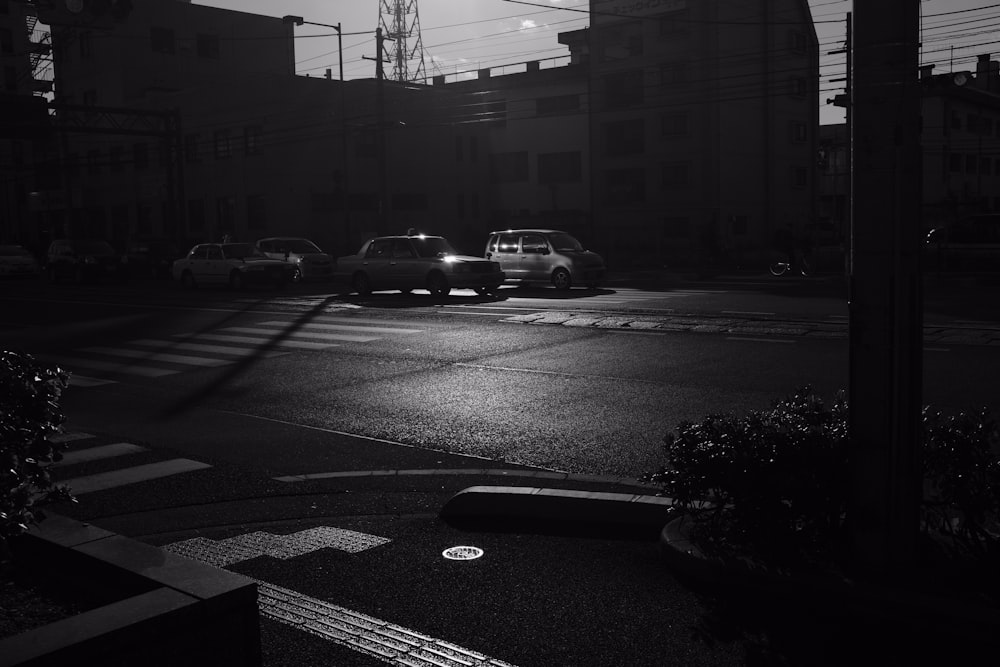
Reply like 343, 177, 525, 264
769, 253, 812, 276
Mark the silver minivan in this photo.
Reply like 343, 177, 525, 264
485, 229, 605, 289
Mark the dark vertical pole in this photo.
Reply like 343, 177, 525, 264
376, 27, 387, 236
848, 0, 923, 576
337, 23, 350, 251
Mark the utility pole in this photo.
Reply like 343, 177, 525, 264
376, 27, 388, 236
848, 1, 923, 577
829, 12, 852, 274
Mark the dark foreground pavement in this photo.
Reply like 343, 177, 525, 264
45, 393, 1000, 667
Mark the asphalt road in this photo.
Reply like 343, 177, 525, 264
3, 273, 999, 665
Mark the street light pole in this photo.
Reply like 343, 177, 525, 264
282, 15, 350, 251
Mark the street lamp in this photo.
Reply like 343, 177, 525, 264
282, 15, 350, 250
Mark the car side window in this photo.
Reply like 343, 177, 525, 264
392, 239, 415, 258
521, 235, 548, 254
366, 239, 392, 259
497, 234, 519, 253
206, 246, 223, 260
259, 241, 273, 253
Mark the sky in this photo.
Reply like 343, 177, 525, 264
193, 1, 1000, 126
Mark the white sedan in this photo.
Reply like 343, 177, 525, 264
337, 234, 505, 296
172, 242, 297, 290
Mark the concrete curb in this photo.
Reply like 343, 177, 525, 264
439, 485, 675, 537
1, 512, 261, 667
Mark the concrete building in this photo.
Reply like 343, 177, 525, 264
16, 0, 820, 270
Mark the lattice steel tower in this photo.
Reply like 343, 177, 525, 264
378, 0, 427, 83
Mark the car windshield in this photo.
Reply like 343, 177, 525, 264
411, 237, 457, 258
279, 239, 322, 253
222, 243, 265, 259
548, 233, 584, 252
0, 246, 31, 257
75, 241, 116, 255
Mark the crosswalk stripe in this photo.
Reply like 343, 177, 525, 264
219, 326, 381, 343
60, 442, 148, 465
59, 458, 212, 495
255, 321, 423, 335
68, 375, 117, 387
38, 355, 178, 377
129, 339, 288, 359
187, 332, 341, 350
82, 346, 233, 367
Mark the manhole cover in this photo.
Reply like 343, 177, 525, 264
442, 545, 484, 560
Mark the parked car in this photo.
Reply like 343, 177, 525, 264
0, 245, 42, 278
924, 214, 1000, 273
256, 237, 334, 283
172, 242, 298, 290
337, 234, 505, 296
484, 229, 605, 289
45, 239, 127, 284
123, 238, 183, 279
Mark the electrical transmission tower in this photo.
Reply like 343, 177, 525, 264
378, 0, 427, 83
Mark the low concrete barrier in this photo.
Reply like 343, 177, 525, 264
1, 513, 260, 667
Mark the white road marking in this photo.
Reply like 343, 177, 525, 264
256, 320, 423, 335
60, 442, 148, 465
219, 326, 381, 343
82, 346, 233, 367
181, 333, 340, 350
39, 355, 178, 377
129, 338, 289, 359
59, 458, 211, 494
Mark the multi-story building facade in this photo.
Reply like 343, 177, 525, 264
15, 0, 819, 269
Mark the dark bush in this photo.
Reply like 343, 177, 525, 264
648, 387, 1000, 570
1, 350, 74, 560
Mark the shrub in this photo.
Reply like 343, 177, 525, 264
648, 387, 1000, 570
1, 350, 74, 561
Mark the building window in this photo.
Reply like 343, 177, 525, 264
659, 10, 690, 37
966, 155, 978, 174
981, 157, 992, 175
133, 143, 149, 170
247, 195, 266, 231
605, 168, 645, 205
605, 69, 644, 108
791, 166, 808, 188
536, 94, 580, 116
151, 27, 175, 54
661, 112, 688, 137
789, 121, 807, 143
79, 31, 92, 59
188, 199, 205, 233
604, 119, 644, 157
86, 148, 101, 175
661, 161, 690, 188
538, 152, 582, 184
788, 30, 807, 55
949, 153, 962, 172
109, 145, 124, 172
663, 216, 690, 239
214, 129, 231, 159
184, 133, 200, 163
244, 125, 261, 155
489, 151, 529, 183
659, 61, 689, 86
196, 33, 220, 59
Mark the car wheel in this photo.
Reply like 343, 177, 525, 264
426, 272, 450, 297
292, 267, 302, 284
551, 268, 571, 290
352, 272, 371, 296
180, 271, 196, 289
229, 270, 244, 291
474, 286, 491, 295
400, 288, 413, 295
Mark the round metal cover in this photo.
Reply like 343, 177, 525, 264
442, 545, 484, 561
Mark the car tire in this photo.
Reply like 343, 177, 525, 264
426, 272, 450, 297
292, 267, 302, 284
180, 271, 196, 289
551, 268, 571, 290
352, 272, 372, 296
229, 270, 244, 291
474, 286, 494, 295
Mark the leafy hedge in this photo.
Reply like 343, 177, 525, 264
1, 351, 74, 559
648, 387, 1000, 570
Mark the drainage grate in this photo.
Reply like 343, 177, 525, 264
442, 545, 484, 561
